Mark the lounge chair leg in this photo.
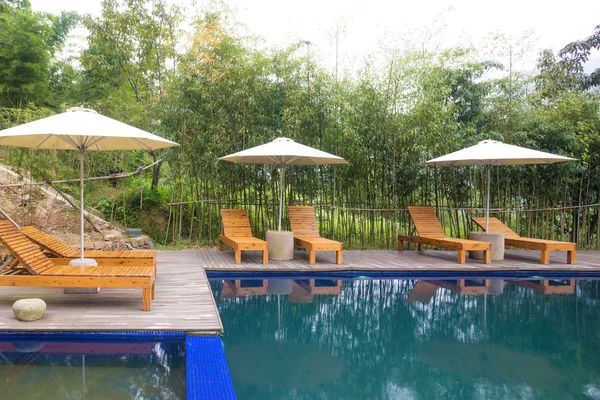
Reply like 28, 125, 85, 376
418, 243, 424, 252
234, 250, 241, 264
151, 282, 155, 300
218, 240, 224, 251
336, 250, 343, 264
142, 288, 151, 311
540, 250, 550, 264
8, 258, 19, 269
309, 250, 316, 265
398, 239, 404, 251
262, 249, 269, 264
483, 249, 491, 264
457, 250, 466, 264
567, 250, 576, 264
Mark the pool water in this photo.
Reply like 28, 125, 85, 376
211, 277, 600, 400
0, 335, 185, 399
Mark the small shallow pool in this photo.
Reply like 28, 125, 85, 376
0, 333, 186, 399
211, 276, 600, 399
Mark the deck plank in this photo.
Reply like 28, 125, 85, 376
0, 250, 222, 334
200, 249, 600, 272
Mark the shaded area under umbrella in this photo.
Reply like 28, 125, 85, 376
424, 140, 575, 232
0, 107, 178, 265
219, 137, 348, 231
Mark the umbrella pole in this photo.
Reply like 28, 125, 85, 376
486, 164, 490, 233
79, 147, 85, 260
278, 165, 286, 231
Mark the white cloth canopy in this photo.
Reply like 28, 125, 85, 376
425, 140, 576, 232
424, 140, 576, 167
219, 137, 348, 166
0, 107, 179, 265
219, 137, 348, 230
0, 107, 177, 151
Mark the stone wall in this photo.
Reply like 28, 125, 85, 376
74, 230, 153, 252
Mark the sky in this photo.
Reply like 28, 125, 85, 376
29, 0, 600, 74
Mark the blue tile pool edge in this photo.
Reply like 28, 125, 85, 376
186, 336, 237, 400
0, 331, 238, 400
206, 270, 600, 280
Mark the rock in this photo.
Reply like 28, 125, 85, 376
94, 242, 104, 250
13, 299, 46, 322
125, 228, 142, 238
129, 237, 141, 248
103, 241, 113, 251
103, 230, 123, 242
84, 242, 94, 250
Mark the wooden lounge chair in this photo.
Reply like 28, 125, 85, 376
0, 221, 155, 311
472, 217, 576, 264
398, 206, 491, 264
19, 226, 156, 267
218, 209, 268, 264
288, 206, 343, 265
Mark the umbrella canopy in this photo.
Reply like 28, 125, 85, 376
219, 137, 348, 230
0, 107, 179, 265
219, 137, 348, 166
424, 140, 576, 167
424, 140, 576, 232
0, 107, 177, 151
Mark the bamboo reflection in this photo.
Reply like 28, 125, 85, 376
211, 278, 600, 399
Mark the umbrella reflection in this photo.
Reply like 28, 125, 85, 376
227, 342, 343, 389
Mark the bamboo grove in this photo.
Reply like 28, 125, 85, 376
1, 1, 599, 249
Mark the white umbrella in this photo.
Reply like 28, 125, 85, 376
219, 137, 348, 231
0, 107, 179, 266
424, 140, 576, 232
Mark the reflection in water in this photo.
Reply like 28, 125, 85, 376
227, 343, 343, 389
417, 340, 565, 386
509, 279, 576, 294
0, 339, 185, 399
212, 277, 600, 399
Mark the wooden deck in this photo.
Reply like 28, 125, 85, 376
201, 248, 600, 273
0, 251, 222, 334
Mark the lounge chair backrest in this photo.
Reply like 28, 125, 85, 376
288, 206, 320, 236
407, 206, 445, 237
0, 220, 54, 275
472, 217, 521, 239
220, 209, 254, 237
20, 226, 74, 257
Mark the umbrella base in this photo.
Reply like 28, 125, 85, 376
65, 258, 100, 294
266, 231, 294, 261
469, 232, 504, 261
68, 258, 98, 267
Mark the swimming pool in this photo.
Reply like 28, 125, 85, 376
210, 276, 600, 399
0, 332, 236, 400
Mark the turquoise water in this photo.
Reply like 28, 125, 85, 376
211, 277, 600, 400
0, 337, 185, 399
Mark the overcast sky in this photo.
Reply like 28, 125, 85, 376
30, 0, 600, 73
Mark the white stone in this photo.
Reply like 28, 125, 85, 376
265, 230, 294, 260
13, 298, 46, 322
469, 232, 505, 261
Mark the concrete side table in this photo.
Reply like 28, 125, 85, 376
469, 232, 505, 261
265, 230, 294, 261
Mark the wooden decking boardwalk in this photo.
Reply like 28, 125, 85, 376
0, 250, 222, 334
202, 248, 600, 273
